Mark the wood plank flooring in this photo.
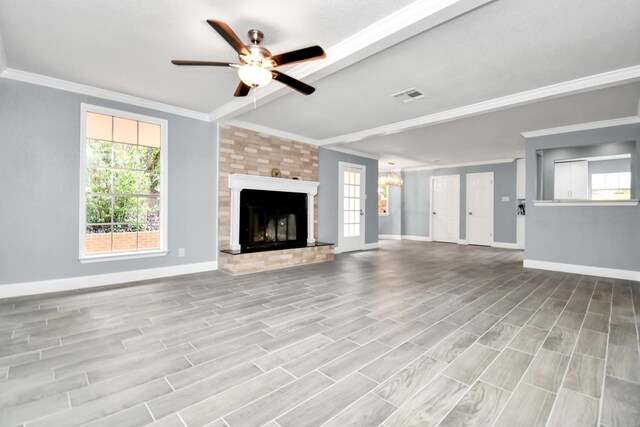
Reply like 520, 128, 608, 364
1, 240, 639, 426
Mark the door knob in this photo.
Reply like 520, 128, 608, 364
433, 212, 436, 215
469, 212, 473, 215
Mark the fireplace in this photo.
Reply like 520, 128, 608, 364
240, 190, 307, 251
227, 174, 319, 252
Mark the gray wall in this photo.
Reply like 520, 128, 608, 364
539, 141, 636, 199
0, 78, 218, 285
399, 161, 518, 243
525, 123, 640, 271
378, 179, 402, 236
318, 148, 378, 245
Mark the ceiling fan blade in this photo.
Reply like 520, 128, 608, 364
207, 20, 250, 57
269, 45, 325, 67
271, 71, 315, 95
171, 60, 234, 66
234, 81, 251, 97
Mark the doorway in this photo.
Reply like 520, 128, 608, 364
430, 175, 460, 243
338, 162, 366, 252
466, 172, 494, 246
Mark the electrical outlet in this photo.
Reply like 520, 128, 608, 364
178, 248, 185, 257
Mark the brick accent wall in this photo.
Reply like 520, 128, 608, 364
218, 124, 319, 250
86, 231, 160, 253
218, 124, 329, 273
220, 245, 334, 275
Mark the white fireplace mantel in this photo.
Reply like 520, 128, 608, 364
228, 174, 320, 251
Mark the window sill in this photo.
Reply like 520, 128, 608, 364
532, 199, 639, 207
79, 250, 168, 263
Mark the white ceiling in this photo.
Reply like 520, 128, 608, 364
1, 0, 639, 169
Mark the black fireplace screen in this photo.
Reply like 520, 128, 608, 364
240, 189, 307, 251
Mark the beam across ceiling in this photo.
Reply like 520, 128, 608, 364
320, 65, 640, 145
208, 0, 494, 121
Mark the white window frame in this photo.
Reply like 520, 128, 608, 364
378, 182, 389, 216
79, 103, 168, 263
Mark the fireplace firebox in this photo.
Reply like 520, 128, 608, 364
239, 189, 307, 252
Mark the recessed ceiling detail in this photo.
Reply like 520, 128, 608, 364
0, 0, 638, 169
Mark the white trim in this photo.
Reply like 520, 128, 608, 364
321, 66, 640, 145
523, 259, 639, 281
215, 122, 220, 258
228, 174, 319, 194
79, 250, 168, 263
79, 103, 169, 261
225, 120, 319, 146
379, 234, 402, 240
522, 116, 640, 139
403, 158, 515, 172
466, 172, 494, 247
402, 235, 432, 242
338, 162, 367, 252
323, 146, 380, 160
492, 242, 520, 249
458, 239, 468, 245
208, 0, 487, 121
532, 200, 639, 207
363, 242, 380, 250
0, 68, 209, 121
0, 261, 219, 299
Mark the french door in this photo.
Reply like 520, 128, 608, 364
338, 162, 365, 252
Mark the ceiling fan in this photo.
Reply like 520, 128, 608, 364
172, 20, 326, 97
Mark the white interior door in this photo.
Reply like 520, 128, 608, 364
431, 175, 460, 243
467, 172, 494, 246
338, 162, 365, 252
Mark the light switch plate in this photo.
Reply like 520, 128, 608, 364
502, 196, 510, 202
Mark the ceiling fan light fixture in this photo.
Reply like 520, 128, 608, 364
238, 64, 272, 88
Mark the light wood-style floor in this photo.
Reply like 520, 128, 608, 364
1, 240, 639, 427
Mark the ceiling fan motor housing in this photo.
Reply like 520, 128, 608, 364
247, 29, 264, 44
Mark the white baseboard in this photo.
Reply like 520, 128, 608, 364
378, 234, 432, 242
402, 235, 432, 242
523, 259, 640, 281
0, 261, 219, 299
379, 234, 402, 240
335, 242, 380, 254
492, 242, 520, 250
458, 239, 468, 245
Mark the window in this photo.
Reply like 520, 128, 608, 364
80, 104, 167, 261
591, 172, 631, 200
378, 183, 389, 215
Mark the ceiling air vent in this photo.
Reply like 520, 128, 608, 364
391, 88, 425, 103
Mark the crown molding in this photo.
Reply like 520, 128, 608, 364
322, 145, 380, 160
403, 158, 515, 172
521, 116, 640, 139
224, 120, 319, 146
320, 65, 640, 145
208, 0, 491, 121
0, 68, 210, 122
